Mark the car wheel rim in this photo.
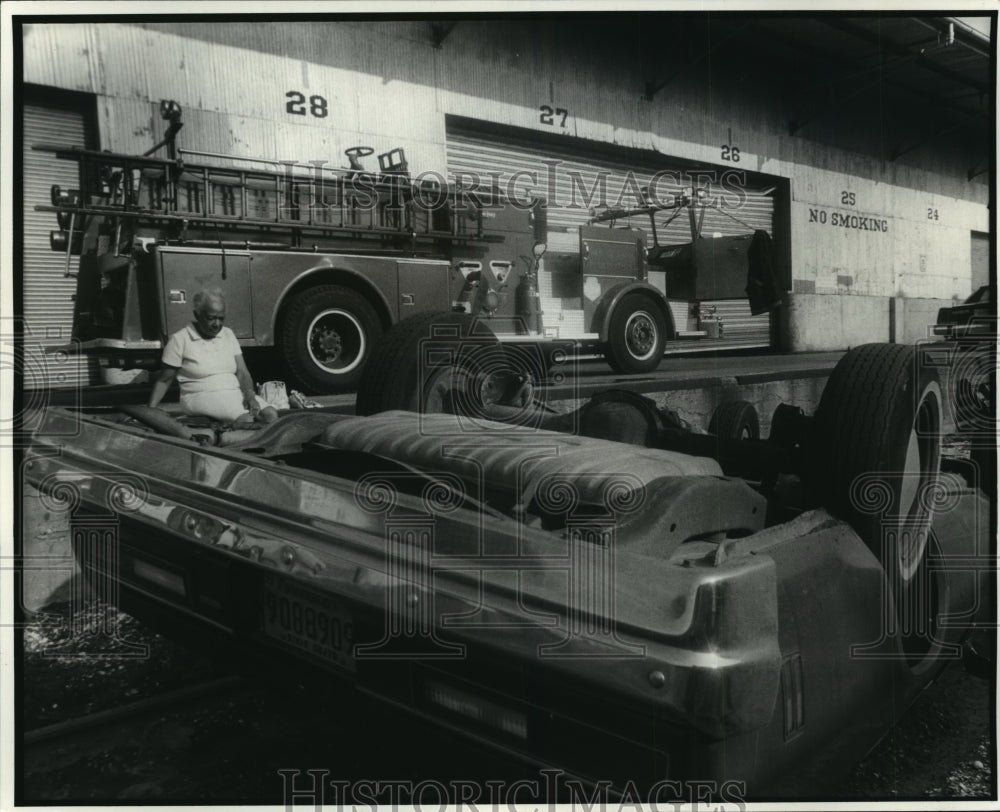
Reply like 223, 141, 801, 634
420, 366, 521, 415
306, 309, 366, 374
421, 365, 462, 413
897, 382, 942, 582
625, 312, 657, 361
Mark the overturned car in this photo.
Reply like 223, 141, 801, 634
23, 316, 993, 797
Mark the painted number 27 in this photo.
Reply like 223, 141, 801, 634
539, 105, 568, 127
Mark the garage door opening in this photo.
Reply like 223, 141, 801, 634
446, 118, 789, 352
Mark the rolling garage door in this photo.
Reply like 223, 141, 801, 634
23, 103, 97, 389
447, 128, 774, 350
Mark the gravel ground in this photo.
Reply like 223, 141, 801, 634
843, 662, 993, 799
23, 601, 234, 730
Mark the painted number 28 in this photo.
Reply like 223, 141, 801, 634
286, 91, 328, 118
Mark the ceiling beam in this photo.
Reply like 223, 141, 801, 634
967, 158, 990, 182
753, 24, 988, 132
823, 17, 991, 95
911, 16, 992, 59
890, 110, 988, 161
643, 20, 750, 100
430, 22, 457, 49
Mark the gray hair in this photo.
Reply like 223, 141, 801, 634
192, 289, 226, 315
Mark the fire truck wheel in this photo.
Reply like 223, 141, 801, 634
356, 312, 501, 416
809, 343, 942, 587
604, 295, 667, 374
279, 285, 382, 394
709, 400, 760, 440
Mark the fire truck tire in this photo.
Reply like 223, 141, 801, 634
604, 295, 667, 374
709, 400, 760, 440
810, 343, 942, 587
356, 312, 501, 416
279, 286, 382, 394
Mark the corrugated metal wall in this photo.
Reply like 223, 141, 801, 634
23, 23, 449, 173
447, 129, 774, 252
19, 21, 987, 354
23, 104, 97, 389
447, 128, 773, 348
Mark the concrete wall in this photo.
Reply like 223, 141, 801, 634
22, 19, 991, 352
897, 297, 955, 344
789, 173, 983, 301
21, 485, 77, 612
782, 292, 891, 351
780, 292, 958, 351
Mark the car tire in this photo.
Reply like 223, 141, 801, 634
709, 400, 760, 440
356, 312, 502, 416
604, 295, 667, 374
810, 343, 942, 586
952, 344, 995, 434
279, 285, 382, 394
970, 445, 996, 497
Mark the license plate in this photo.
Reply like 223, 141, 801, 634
261, 578, 355, 672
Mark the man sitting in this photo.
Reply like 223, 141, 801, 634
148, 289, 278, 426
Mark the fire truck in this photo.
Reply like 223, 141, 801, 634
36, 101, 780, 393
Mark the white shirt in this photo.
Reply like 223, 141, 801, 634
161, 324, 242, 397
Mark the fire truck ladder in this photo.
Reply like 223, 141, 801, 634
34, 142, 497, 254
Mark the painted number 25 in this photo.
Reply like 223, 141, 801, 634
539, 105, 568, 127
286, 91, 328, 118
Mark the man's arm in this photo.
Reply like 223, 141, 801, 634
234, 355, 259, 416
148, 366, 179, 409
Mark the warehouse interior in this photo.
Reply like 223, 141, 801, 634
17, 13, 995, 388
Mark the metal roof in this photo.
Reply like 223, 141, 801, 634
432, 14, 992, 178
757, 16, 991, 121
630, 13, 993, 179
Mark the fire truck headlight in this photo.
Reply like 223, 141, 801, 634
50, 185, 80, 206
50, 231, 69, 252
50, 231, 82, 254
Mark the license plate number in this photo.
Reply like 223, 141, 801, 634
261, 579, 355, 672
